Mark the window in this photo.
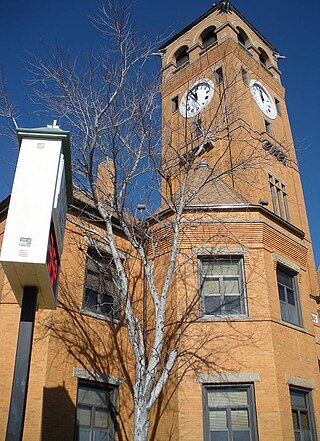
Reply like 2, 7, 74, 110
290, 387, 317, 441
193, 118, 202, 138
199, 257, 247, 316
237, 27, 249, 48
83, 249, 119, 319
215, 66, 223, 86
200, 26, 217, 48
268, 173, 290, 221
171, 95, 179, 113
75, 381, 116, 441
277, 266, 301, 327
241, 67, 248, 86
174, 45, 189, 68
203, 384, 258, 441
264, 120, 272, 135
275, 97, 281, 115
258, 47, 269, 67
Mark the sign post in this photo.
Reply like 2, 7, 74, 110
0, 122, 72, 441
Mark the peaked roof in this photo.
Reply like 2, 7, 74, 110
159, 1, 278, 53
157, 163, 249, 216
182, 163, 249, 207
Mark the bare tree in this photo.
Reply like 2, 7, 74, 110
2, 2, 292, 441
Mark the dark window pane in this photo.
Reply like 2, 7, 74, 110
290, 391, 306, 409
302, 431, 312, 441
224, 296, 241, 314
278, 285, 286, 302
205, 296, 222, 314
280, 302, 287, 322
93, 429, 109, 441
233, 431, 251, 441
300, 412, 310, 430
210, 431, 228, 441
292, 410, 299, 430
100, 294, 114, 315
78, 429, 91, 441
288, 306, 299, 326
287, 289, 295, 306
278, 269, 293, 288
84, 289, 98, 310
294, 432, 301, 441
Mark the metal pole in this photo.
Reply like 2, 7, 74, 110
5, 286, 38, 441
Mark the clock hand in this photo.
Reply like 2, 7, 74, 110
189, 90, 198, 101
259, 89, 265, 102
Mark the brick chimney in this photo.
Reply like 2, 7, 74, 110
96, 158, 115, 204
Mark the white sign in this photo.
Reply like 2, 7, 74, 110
0, 126, 72, 309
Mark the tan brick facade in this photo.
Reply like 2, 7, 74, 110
0, 2, 320, 441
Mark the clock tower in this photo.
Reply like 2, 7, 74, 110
157, 2, 320, 441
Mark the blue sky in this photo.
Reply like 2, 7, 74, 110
0, 0, 319, 266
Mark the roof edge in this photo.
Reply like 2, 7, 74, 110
159, 1, 278, 53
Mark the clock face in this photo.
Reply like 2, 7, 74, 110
179, 79, 214, 118
250, 80, 277, 119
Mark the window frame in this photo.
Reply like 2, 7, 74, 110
264, 119, 272, 135
214, 66, 224, 86
174, 45, 189, 69
268, 173, 290, 221
277, 265, 302, 327
289, 386, 318, 441
198, 256, 248, 318
203, 383, 259, 441
75, 380, 117, 441
241, 66, 249, 86
171, 95, 179, 113
83, 248, 120, 320
200, 26, 217, 49
275, 97, 281, 116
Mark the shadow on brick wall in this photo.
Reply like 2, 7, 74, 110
41, 383, 75, 441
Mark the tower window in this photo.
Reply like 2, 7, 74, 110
200, 26, 217, 49
268, 173, 290, 221
258, 47, 269, 67
241, 67, 248, 85
193, 118, 202, 138
275, 98, 281, 115
171, 95, 179, 113
174, 45, 189, 68
237, 27, 249, 48
215, 66, 224, 85
265, 120, 272, 135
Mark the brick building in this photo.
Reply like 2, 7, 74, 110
1, 2, 320, 441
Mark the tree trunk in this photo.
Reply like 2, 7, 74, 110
133, 399, 149, 441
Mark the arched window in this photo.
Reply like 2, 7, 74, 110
237, 27, 249, 47
174, 45, 189, 68
258, 47, 269, 66
200, 26, 217, 48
